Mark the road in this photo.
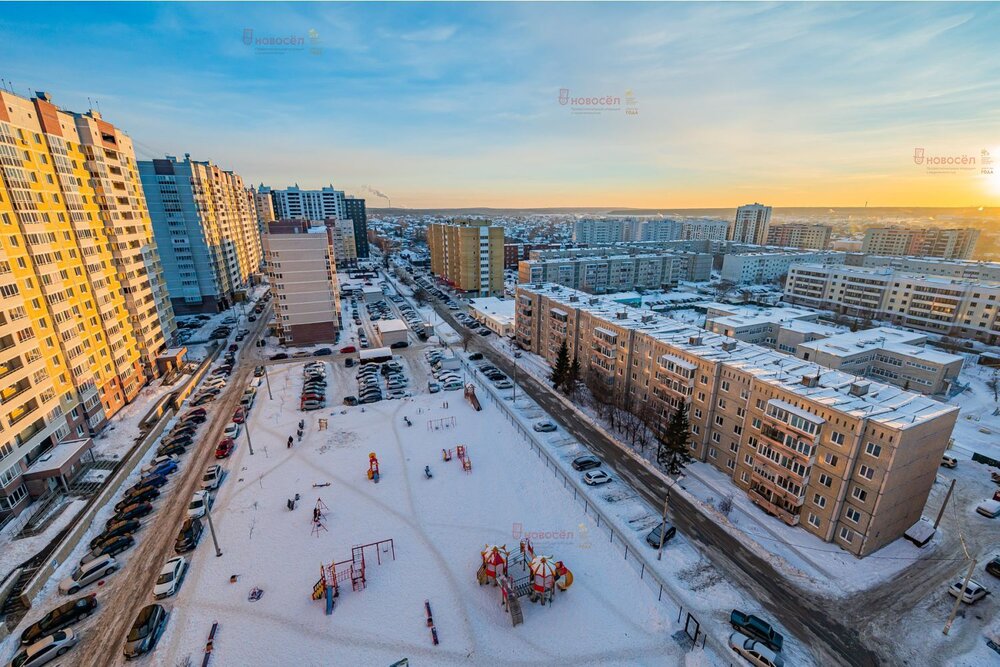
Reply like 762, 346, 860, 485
77, 305, 272, 667
412, 275, 882, 667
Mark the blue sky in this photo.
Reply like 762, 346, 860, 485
2, 2, 998, 207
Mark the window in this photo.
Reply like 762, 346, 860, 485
846, 507, 861, 523
831, 431, 845, 446
740, 471, 749, 483
839, 526, 854, 543
808, 513, 821, 528
858, 465, 874, 480
711, 432, 721, 443
715, 415, 724, 426
865, 442, 882, 458
819, 473, 832, 487
852, 487, 868, 503
824, 453, 839, 467
813, 493, 826, 508
721, 380, 730, 391
708, 447, 717, 458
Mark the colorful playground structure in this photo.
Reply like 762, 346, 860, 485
477, 538, 573, 626
367, 452, 380, 483
464, 384, 482, 411
441, 446, 472, 472
312, 538, 396, 614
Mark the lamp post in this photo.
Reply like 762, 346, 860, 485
205, 501, 223, 557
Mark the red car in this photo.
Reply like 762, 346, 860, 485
232, 407, 246, 423
215, 438, 235, 459
340, 346, 356, 354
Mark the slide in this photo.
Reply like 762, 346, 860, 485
556, 567, 573, 591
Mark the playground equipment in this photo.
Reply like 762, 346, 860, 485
464, 384, 482, 411
310, 498, 329, 537
427, 416, 456, 431
442, 448, 452, 461
457, 446, 472, 473
477, 544, 509, 586
367, 452, 380, 483
312, 538, 396, 615
481, 538, 573, 627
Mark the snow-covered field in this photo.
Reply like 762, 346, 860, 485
154, 358, 711, 666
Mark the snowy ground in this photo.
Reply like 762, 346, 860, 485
154, 357, 717, 667
0, 499, 87, 573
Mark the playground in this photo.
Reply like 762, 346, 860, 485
151, 356, 694, 666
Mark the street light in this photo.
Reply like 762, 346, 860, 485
205, 500, 223, 557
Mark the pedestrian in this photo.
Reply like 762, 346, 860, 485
288, 435, 293, 448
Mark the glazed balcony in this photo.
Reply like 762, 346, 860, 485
750, 468, 805, 508
748, 485, 801, 526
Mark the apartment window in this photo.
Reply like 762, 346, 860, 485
831, 431, 845, 446
711, 432, 721, 443
744, 454, 753, 465
740, 471, 750, 483
715, 415, 724, 426
721, 380, 730, 391
693, 408, 703, 419
813, 493, 826, 508
852, 487, 868, 503
819, 473, 832, 487
865, 442, 882, 458
691, 424, 700, 435
824, 453, 839, 467
751, 418, 761, 429
708, 447, 717, 459
807, 513, 821, 528
727, 459, 735, 471
846, 507, 862, 524
839, 526, 854, 543
859, 465, 875, 480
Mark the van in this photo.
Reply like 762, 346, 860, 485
976, 499, 1000, 518
59, 555, 118, 595
941, 454, 958, 469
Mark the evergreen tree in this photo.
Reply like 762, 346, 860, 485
563, 355, 581, 396
550, 339, 570, 390
657, 406, 693, 475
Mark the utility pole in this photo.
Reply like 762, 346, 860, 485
934, 479, 956, 529
263, 364, 273, 401
943, 558, 977, 635
657, 491, 670, 560
245, 420, 255, 456
205, 500, 223, 557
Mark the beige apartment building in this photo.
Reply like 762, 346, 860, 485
766, 223, 832, 250
518, 251, 711, 292
862, 227, 980, 260
263, 220, 341, 345
0, 91, 173, 516
428, 219, 504, 296
329, 217, 358, 268
784, 263, 1000, 344
516, 284, 959, 557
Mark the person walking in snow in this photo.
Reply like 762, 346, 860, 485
288, 435, 293, 448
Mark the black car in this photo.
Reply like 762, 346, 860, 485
343, 396, 359, 406
345, 358, 355, 368
571, 455, 602, 471
180, 413, 207, 425
156, 443, 187, 458
136, 473, 169, 489
645, 522, 677, 548
163, 433, 194, 446
270, 353, 288, 361
20, 594, 98, 646
91, 520, 141, 549
109, 502, 153, 526
174, 517, 204, 553
116, 489, 158, 510
168, 425, 197, 439
986, 556, 1000, 579
313, 348, 333, 356
123, 603, 168, 660
83, 534, 135, 562
468, 353, 484, 361
254, 366, 265, 377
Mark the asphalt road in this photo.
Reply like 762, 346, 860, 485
77, 306, 272, 667
420, 285, 882, 667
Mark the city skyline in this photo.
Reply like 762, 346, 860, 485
1, 2, 998, 208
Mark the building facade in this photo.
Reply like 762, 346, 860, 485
720, 250, 846, 284
0, 91, 173, 515
263, 220, 341, 345
729, 203, 772, 244
848, 254, 1000, 283
141, 155, 263, 313
680, 219, 729, 241
428, 220, 504, 296
862, 227, 980, 260
264, 184, 346, 221
572, 218, 682, 244
518, 251, 711, 292
329, 218, 358, 268
766, 223, 832, 250
343, 196, 370, 259
784, 264, 1000, 343
515, 284, 959, 557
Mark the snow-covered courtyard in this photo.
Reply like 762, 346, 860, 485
153, 357, 709, 666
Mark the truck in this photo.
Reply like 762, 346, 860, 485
729, 609, 783, 652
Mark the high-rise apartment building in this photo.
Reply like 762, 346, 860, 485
343, 196, 369, 259
0, 91, 173, 515
680, 219, 728, 241
140, 155, 262, 313
766, 223, 832, 250
428, 220, 504, 296
515, 284, 958, 557
263, 184, 346, 221
861, 227, 980, 260
729, 203, 772, 244
328, 218, 358, 268
251, 185, 276, 238
572, 218, 682, 244
263, 220, 341, 345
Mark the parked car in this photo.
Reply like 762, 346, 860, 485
123, 603, 168, 660
115, 488, 158, 510
110, 502, 153, 524
19, 595, 97, 647
153, 557, 187, 599
215, 438, 235, 459
8, 629, 79, 667
301, 400, 326, 411
187, 491, 212, 519
180, 412, 207, 425
948, 579, 990, 604
468, 352, 483, 361
91, 520, 141, 550
201, 465, 223, 490
156, 442, 187, 458
428, 382, 441, 394
59, 555, 118, 595
986, 556, 1000, 579
571, 455, 601, 471
442, 381, 463, 391
232, 407, 246, 423
583, 470, 612, 486
141, 456, 178, 476
533, 420, 557, 433
493, 380, 514, 389
728, 632, 784, 667
174, 517, 204, 553
340, 346, 356, 353
80, 534, 135, 565
313, 348, 333, 356
223, 422, 241, 439
270, 353, 288, 361
343, 396, 359, 406
136, 473, 169, 490
977, 499, 1000, 518
254, 365, 266, 377
941, 453, 958, 468
729, 610, 784, 651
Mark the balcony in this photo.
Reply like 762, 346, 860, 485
759, 424, 815, 462
750, 466, 805, 505
748, 485, 801, 526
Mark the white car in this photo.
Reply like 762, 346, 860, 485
224, 422, 241, 439
153, 556, 187, 599
187, 491, 212, 519
583, 470, 612, 486
201, 465, 223, 490
947, 579, 990, 604
728, 632, 784, 667
8, 628, 79, 667
533, 421, 557, 433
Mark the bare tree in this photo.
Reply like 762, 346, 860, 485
717, 494, 734, 518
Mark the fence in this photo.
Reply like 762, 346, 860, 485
456, 353, 732, 663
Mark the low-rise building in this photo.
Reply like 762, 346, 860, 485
515, 284, 959, 557
468, 297, 516, 336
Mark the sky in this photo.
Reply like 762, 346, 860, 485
1, 1, 999, 209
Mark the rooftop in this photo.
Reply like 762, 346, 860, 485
791, 263, 1000, 289
519, 284, 957, 429
469, 297, 516, 324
